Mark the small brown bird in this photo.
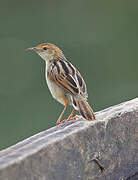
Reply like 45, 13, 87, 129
28, 43, 95, 125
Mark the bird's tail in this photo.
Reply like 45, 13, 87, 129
76, 100, 96, 120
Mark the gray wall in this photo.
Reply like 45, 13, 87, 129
0, 98, 138, 180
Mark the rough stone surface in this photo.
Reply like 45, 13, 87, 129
0, 98, 138, 180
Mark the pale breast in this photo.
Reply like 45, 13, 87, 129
45, 65, 66, 105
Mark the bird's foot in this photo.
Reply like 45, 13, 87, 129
57, 116, 77, 125
67, 116, 77, 121
56, 119, 67, 125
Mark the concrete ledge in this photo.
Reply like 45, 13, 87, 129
0, 98, 138, 180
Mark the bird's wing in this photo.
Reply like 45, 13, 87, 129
49, 60, 88, 98
75, 70, 88, 98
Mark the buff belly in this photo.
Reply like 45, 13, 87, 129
46, 75, 68, 105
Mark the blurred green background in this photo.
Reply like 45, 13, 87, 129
0, 0, 137, 150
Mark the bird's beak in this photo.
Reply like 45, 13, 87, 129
27, 47, 36, 51
27, 47, 41, 51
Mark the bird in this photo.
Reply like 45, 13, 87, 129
27, 43, 96, 125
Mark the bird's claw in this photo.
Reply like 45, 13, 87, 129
56, 116, 77, 125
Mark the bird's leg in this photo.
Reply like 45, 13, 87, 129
61, 109, 77, 124
56, 104, 68, 125
67, 109, 76, 121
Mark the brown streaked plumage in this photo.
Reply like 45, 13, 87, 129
27, 43, 96, 125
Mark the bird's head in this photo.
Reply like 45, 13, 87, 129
27, 43, 63, 61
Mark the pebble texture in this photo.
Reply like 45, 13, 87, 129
0, 98, 138, 180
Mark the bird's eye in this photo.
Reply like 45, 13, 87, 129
43, 47, 48, 50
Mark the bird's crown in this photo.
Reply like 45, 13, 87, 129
37, 43, 63, 58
